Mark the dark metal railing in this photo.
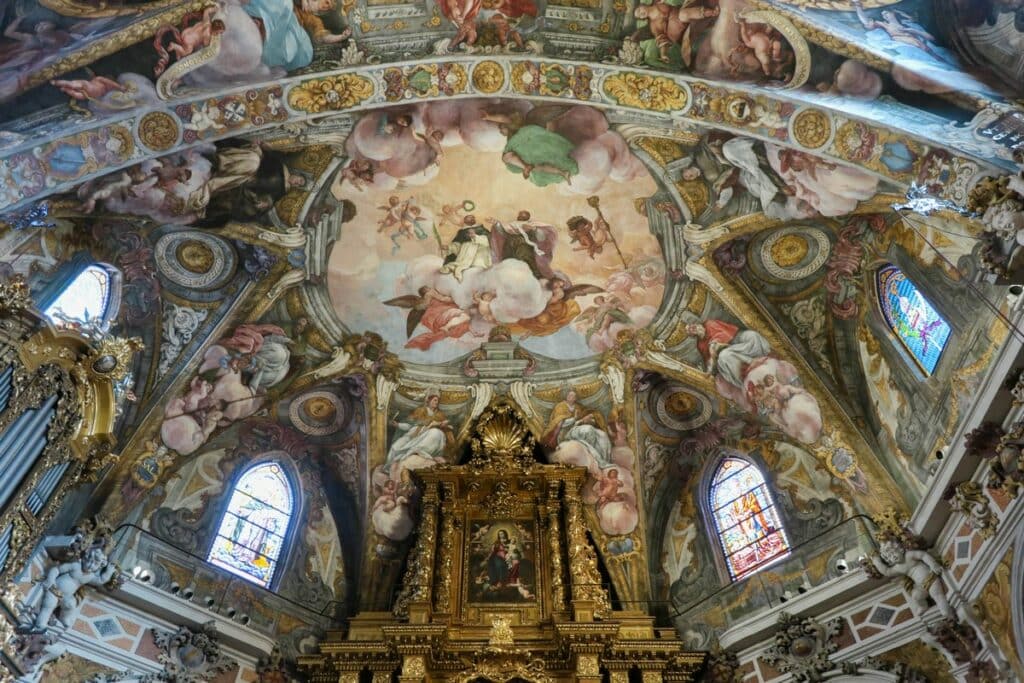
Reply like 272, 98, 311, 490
109, 523, 344, 624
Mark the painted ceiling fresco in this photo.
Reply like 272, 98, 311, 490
0, 0, 1021, 659
326, 101, 664, 363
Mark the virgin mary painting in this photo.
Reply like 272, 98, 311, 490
468, 522, 536, 603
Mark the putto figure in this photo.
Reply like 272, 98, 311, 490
20, 524, 125, 634
440, 0, 538, 50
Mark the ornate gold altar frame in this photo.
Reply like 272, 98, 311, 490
300, 400, 705, 683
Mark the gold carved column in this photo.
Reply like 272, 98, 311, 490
394, 482, 440, 622
563, 484, 611, 621
575, 652, 602, 683
546, 481, 567, 614
433, 482, 459, 615
643, 669, 664, 683
609, 669, 630, 683
399, 654, 427, 683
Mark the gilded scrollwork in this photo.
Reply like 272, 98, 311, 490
944, 481, 998, 540
0, 275, 32, 314
0, 361, 81, 586
0, 316, 140, 583
76, 336, 144, 386
576, 653, 601, 677
468, 400, 537, 473
481, 482, 521, 517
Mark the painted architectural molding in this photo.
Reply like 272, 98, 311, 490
0, 56, 1015, 215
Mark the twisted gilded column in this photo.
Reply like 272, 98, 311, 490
563, 483, 611, 620
546, 481, 567, 612
393, 482, 440, 619
433, 482, 458, 614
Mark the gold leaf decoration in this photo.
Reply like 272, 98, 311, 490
468, 400, 537, 471
478, 410, 531, 457
603, 73, 687, 112
287, 75, 374, 113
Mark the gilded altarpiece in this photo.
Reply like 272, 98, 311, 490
300, 401, 704, 683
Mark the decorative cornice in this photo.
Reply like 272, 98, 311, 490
0, 56, 1007, 215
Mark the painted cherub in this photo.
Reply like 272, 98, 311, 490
339, 159, 375, 191
154, 7, 226, 76
579, 294, 632, 343
749, 374, 799, 416
775, 148, 837, 181
633, 0, 719, 65
416, 128, 446, 162
50, 74, 126, 101
378, 195, 410, 233
473, 290, 498, 323
594, 468, 626, 508
438, 202, 467, 230
398, 204, 428, 240
373, 478, 409, 513
567, 214, 610, 259
729, 18, 788, 79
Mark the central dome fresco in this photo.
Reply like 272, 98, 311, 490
325, 99, 666, 363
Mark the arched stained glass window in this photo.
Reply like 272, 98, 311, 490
43, 263, 119, 333
710, 457, 790, 580
208, 462, 293, 588
877, 265, 951, 375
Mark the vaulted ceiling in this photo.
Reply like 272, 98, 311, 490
0, 0, 1021, 655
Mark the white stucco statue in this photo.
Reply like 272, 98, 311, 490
29, 533, 122, 631
864, 539, 952, 619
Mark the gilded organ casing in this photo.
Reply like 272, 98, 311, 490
300, 400, 704, 682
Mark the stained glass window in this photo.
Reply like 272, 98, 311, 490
710, 457, 790, 580
877, 265, 951, 375
208, 463, 293, 588
43, 264, 115, 332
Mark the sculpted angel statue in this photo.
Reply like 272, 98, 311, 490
862, 539, 952, 618
26, 532, 124, 632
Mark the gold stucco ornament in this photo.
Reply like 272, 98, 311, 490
287, 74, 374, 113
603, 73, 688, 112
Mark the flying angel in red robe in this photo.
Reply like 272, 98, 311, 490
384, 286, 476, 351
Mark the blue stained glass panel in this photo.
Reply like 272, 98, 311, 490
877, 265, 951, 375
710, 458, 790, 580
207, 463, 292, 587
